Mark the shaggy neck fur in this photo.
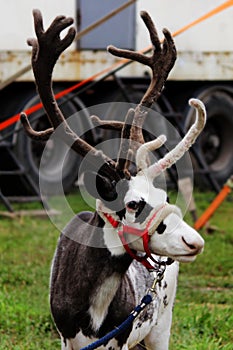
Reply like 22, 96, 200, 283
50, 211, 136, 345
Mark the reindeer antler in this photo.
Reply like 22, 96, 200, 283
106, 11, 177, 172
91, 11, 176, 148
108, 11, 176, 109
143, 99, 206, 178
20, 9, 120, 180
21, 9, 178, 182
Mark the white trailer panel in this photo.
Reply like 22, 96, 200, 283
0, 0, 233, 82
0, 0, 75, 50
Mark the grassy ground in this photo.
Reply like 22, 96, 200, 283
170, 192, 233, 349
0, 190, 232, 349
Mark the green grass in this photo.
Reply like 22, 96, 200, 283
170, 191, 233, 349
0, 190, 232, 349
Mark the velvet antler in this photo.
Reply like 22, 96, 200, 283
20, 9, 120, 180
139, 99, 206, 178
101, 11, 177, 172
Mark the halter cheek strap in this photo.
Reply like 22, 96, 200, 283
118, 226, 156, 269
103, 207, 174, 270
103, 213, 119, 228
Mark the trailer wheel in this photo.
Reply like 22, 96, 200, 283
185, 87, 233, 187
15, 89, 89, 195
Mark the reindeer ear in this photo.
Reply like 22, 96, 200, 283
83, 171, 117, 202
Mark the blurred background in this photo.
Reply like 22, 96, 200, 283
0, 2, 232, 349
1, 0, 233, 213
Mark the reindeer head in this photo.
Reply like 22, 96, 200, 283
92, 97, 205, 265
21, 10, 204, 266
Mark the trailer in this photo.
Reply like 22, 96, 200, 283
1, 0, 233, 198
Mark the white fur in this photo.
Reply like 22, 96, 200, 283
62, 330, 126, 350
89, 273, 122, 331
113, 173, 204, 263
103, 223, 125, 255
150, 213, 204, 262
124, 173, 167, 209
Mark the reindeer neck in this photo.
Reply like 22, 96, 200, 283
59, 209, 132, 275
51, 210, 134, 338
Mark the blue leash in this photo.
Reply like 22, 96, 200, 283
80, 294, 153, 350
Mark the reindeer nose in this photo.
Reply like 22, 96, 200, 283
182, 236, 204, 254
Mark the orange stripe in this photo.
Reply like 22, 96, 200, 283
0, 59, 128, 131
194, 185, 231, 230
173, 0, 233, 37
1, 0, 233, 132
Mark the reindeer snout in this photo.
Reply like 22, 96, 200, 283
182, 235, 204, 255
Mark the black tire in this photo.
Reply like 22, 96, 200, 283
14, 88, 89, 195
185, 86, 233, 187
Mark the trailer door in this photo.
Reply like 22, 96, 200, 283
77, 0, 136, 50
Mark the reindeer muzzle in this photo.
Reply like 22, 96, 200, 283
118, 203, 180, 270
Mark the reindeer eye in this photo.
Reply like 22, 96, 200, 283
157, 221, 166, 234
126, 201, 139, 210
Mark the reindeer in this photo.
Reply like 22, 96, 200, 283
21, 10, 205, 350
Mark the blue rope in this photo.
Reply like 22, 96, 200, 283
80, 294, 153, 350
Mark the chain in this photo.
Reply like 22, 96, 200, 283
148, 262, 167, 298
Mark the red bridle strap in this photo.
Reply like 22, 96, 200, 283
103, 207, 165, 270
118, 226, 155, 269
103, 213, 119, 228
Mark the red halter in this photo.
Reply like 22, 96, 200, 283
103, 207, 171, 270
